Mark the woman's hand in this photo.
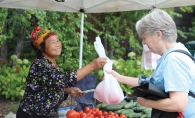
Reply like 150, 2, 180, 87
105, 70, 122, 82
77, 57, 107, 81
65, 87, 84, 98
90, 57, 107, 70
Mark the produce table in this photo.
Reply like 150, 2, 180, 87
64, 96, 152, 118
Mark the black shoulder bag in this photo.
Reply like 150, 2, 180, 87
151, 50, 195, 118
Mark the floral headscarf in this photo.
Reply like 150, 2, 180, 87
31, 26, 56, 49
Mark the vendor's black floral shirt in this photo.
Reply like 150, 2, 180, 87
20, 56, 77, 116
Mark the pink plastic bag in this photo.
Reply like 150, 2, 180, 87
141, 44, 161, 70
93, 37, 124, 105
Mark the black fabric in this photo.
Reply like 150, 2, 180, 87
132, 82, 195, 118
31, 112, 58, 118
16, 106, 31, 118
73, 74, 96, 111
132, 82, 169, 100
132, 83, 180, 118
189, 91, 195, 98
64, 93, 68, 100
151, 109, 179, 118
16, 106, 59, 118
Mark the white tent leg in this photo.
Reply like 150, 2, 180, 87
79, 12, 84, 69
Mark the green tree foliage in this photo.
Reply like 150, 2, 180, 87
0, 7, 194, 99
0, 8, 8, 47
180, 6, 195, 40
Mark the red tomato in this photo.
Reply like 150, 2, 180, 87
99, 111, 102, 115
92, 108, 96, 111
76, 112, 80, 118
66, 110, 80, 118
107, 115, 112, 118
109, 112, 114, 116
91, 110, 96, 115
98, 115, 105, 118
78, 110, 83, 114
88, 114, 95, 118
84, 106, 90, 113
80, 113, 87, 118
102, 111, 108, 116
95, 108, 99, 112
114, 114, 119, 117
119, 114, 126, 118
94, 109, 100, 116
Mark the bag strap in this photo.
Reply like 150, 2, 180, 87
169, 49, 195, 61
168, 49, 195, 98
189, 91, 195, 98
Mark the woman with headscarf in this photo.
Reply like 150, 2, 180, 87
16, 26, 107, 118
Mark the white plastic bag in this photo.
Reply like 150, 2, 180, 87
93, 36, 124, 105
141, 44, 161, 70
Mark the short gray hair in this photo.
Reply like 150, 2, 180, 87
135, 9, 177, 42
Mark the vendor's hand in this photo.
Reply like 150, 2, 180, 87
105, 70, 121, 82
65, 87, 84, 98
90, 57, 107, 70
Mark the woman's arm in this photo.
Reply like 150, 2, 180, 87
77, 57, 107, 81
138, 91, 188, 112
106, 70, 139, 87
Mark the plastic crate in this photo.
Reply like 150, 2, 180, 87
58, 105, 76, 111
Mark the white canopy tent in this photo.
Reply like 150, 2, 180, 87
1, 0, 195, 13
0, 0, 195, 68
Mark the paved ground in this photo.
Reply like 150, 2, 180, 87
0, 97, 19, 118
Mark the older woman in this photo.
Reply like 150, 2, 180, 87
107, 9, 195, 118
16, 26, 107, 118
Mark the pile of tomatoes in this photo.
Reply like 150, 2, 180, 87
66, 106, 126, 118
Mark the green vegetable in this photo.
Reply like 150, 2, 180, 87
123, 100, 134, 109
96, 104, 102, 109
120, 109, 134, 115
100, 103, 108, 109
140, 113, 151, 118
133, 106, 146, 112
127, 113, 141, 118
117, 109, 127, 114
104, 100, 128, 111
142, 108, 152, 114
105, 104, 124, 111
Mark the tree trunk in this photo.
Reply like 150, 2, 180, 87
108, 47, 114, 59
0, 41, 8, 60
12, 29, 26, 66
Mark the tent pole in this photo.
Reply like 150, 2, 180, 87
79, 12, 84, 69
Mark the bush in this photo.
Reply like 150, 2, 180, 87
0, 55, 30, 100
